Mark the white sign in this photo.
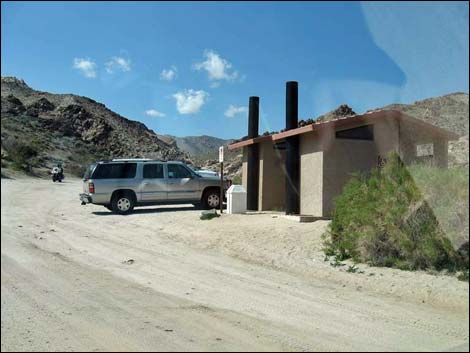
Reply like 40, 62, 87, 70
219, 146, 224, 163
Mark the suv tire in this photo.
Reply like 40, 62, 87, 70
202, 188, 220, 210
111, 192, 135, 215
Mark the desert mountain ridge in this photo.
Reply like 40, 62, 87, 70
1, 76, 468, 179
1, 76, 189, 177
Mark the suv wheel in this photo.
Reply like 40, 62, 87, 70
111, 192, 135, 215
202, 189, 220, 209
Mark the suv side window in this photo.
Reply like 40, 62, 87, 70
92, 163, 137, 179
167, 164, 192, 179
143, 164, 164, 178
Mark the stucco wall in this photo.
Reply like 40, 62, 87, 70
241, 115, 452, 217
323, 138, 378, 217
398, 119, 450, 168
300, 133, 324, 217
373, 117, 400, 159
259, 141, 285, 211
433, 140, 448, 168
242, 147, 248, 189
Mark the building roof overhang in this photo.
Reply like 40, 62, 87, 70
228, 109, 460, 150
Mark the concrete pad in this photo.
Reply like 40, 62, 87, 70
281, 214, 328, 223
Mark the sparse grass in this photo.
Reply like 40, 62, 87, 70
346, 265, 364, 274
329, 257, 346, 268
200, 210, 220, 220
232, 175, 242, 185
457, 270, 469, 282
322, 152, 469, 274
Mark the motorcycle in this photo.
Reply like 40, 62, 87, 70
52, 168, 64, 182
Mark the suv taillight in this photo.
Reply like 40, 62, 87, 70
88, 182, 95, 194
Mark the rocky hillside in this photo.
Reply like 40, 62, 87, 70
1, 77, 187, 177
381, 93, 468, 136
314, 104, 357, 124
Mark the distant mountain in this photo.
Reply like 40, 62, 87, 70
1, 77, 187, 177
157, 134, 242, 180
162, 135, 234, 161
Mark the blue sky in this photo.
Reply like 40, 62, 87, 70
2, 1, 468, 139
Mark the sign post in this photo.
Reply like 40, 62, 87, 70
219, 146, 224, 214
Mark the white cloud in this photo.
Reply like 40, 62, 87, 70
224, 104, 248, 118
105, 56, 131, 73
173, 89, 209, 114
160, 66, 177, 81
145, 109, 166, 117
193, 50, 238, 83
73, 58, 97, 78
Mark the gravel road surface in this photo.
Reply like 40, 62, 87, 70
1, 178, 469, 351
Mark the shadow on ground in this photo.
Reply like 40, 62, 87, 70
92, 204, 228, 216
92, 206, 200, 216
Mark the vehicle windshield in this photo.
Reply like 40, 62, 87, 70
186, 164, 202, 177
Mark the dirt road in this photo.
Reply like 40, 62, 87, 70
1, 178, 469, 351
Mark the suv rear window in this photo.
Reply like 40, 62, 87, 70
92, 163, 137, 179
83, 163, 96, 180
143, 164, 164, 178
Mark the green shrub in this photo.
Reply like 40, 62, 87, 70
3, 138, 38, 173
323, 152, 468, 272
232, 175, 242, 185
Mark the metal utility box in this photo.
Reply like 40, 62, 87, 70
227, 185, 247, 214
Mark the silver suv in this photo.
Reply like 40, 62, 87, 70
79, 159, 230, 214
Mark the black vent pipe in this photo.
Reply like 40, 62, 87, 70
285, 82, 300, 215
246, 96, 259, 211
248, 96, 259, 138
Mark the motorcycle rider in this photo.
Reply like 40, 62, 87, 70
57, 163, 64, 178
51, 163, 64, 182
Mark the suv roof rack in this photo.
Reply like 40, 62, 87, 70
111, 158, 153, 162
96, 159, 181, 164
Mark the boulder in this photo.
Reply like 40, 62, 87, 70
1, 95, 25, 115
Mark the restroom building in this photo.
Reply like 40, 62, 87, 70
228, 82, 458, 217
